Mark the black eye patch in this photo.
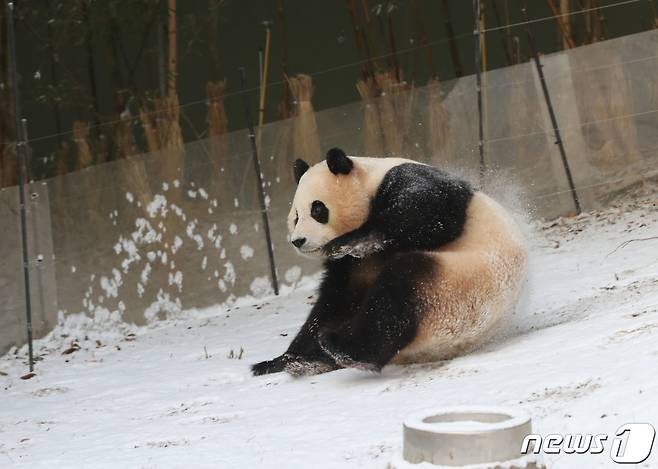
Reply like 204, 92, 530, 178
311, 200, 329, 224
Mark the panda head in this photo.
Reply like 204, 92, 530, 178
288, 148, 371, 258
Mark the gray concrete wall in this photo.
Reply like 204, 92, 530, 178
0, 183, 57, 354
2, 30, 658, 355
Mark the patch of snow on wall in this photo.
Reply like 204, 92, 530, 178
223, 262, 236, 286
143, 289, 182, 322
99, 269, 123, 299
140, 263, 152, 285
168, 271, 183, 292
285, 266, 302, 284
171, 236, 183, 254
240, 245, 254, 260
147, 194, 168, 218
250, 276, 272, 297
186, 220, 204, 250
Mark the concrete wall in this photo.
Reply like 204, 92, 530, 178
0, 183, 57, 353
2, 30, 658, 355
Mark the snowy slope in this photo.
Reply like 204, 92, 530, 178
1, 195, 658, 469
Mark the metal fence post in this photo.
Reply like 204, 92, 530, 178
238, 67, 280, 296
7, 1, 35, 371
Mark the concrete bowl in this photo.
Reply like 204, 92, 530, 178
401, 406, 533, 467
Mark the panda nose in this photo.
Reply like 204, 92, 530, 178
291, 237, 306, 249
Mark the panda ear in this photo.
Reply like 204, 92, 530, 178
293, 159, 310, 184
326, 148, 353, 175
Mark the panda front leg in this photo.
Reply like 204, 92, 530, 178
251, 307, 341, 376
318, 252, 434, 372
322, 225, 391, 260
281, 316, 343, 377
251, 277, 352, 377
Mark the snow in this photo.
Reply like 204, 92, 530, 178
1, 196, 658, 468
240, 245, 254, 261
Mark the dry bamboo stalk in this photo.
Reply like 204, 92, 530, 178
648, 0, 658, 28
122, 154, 153, 209
359, 0, 380, 67
52, 143, 69, 176
289, 74, 321, 163
115, 115, 138, 158
560, 0, 574, 49
1, 145, 17, 187
427, 79, 453, 164
356, 77, 385, 156
583, 0, 604, 44
167, 0, 177, 97
206, 80, 229, 179
584, 0, 593, 43
546, 0, 575, 49
258, 27, 271, 128
0, 140, 17, 187
138, 94, 185, 192
95, 133, 109, 165
346, 0, 373, 78
155, 95, 184, 184
139, 108, 159, 154
374, 72, 397, 155
375, 70, 412, 156
73, 121, 93, 169
207, 80, 229, 139
113, 110, 151, 208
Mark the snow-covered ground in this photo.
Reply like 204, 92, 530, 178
1, 194, 658, 469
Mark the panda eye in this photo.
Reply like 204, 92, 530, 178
311, 200, 329, 224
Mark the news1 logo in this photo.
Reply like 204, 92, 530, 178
521, 423, 656, 463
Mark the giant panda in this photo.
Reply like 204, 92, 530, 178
252, 148, 527, 376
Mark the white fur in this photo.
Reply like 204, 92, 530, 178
289, 157, 527, 364
392, 192, 527, 364
289, 157, 411, 257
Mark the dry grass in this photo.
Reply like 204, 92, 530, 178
73, 121, 93, 169
356, 77, 385, 156
289, 74, 321, 163
139, 95, 185, 186
206, 80, 229, 174
427, 78, 452, 163
374, 70, 413, 157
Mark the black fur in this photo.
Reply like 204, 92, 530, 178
326, 148, 353, 175
293, 159, 309, 184
324, 163, 473, 257
252, 162, 474, 376
311, 200, 329, 224
318, 252, 435, 371
252, 257, 366, 376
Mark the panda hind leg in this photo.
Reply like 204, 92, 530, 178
318, 252, 434, 371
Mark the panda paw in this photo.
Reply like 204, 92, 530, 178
251, 354, 289, 376
322, 240, 353, 259
323, 235, 390, 260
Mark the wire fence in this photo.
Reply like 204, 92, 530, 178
0, 0, 651, 150
2, 2, 658, 363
